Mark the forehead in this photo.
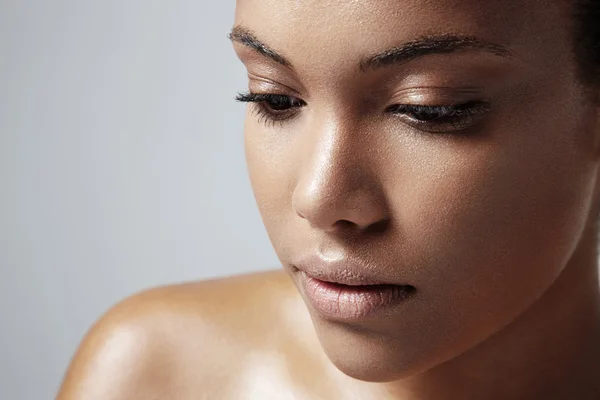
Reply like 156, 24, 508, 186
234, 0, 572, 74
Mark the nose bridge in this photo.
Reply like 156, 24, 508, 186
310, 123, 359, 191
292, 115, 387, 231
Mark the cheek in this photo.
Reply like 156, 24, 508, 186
393, 132, 596, 345
404, 149, 586, 276
244, 120, 296, 254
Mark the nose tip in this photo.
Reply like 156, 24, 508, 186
292, 177, 389, 233
291, 118, 389, 234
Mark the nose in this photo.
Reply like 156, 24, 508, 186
291, 126, 389, 233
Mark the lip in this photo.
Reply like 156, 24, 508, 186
292, 254, 417, 320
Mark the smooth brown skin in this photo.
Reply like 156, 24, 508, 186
58, 0, 600, 399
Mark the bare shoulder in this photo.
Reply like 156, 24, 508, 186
57, 270, 319, 400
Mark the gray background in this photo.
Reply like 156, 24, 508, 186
0, 2, 279, 399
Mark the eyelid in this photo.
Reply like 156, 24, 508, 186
388, 101, 491, 113
387, 86, 487, 105
386, 101, 492, 133
235, 91, 306, 128
247, 72, 306, 98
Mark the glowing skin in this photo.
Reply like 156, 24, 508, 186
58, 1, 600, 399
236, 0, 600, 395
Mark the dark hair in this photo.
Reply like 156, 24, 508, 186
574, 0, 600, 86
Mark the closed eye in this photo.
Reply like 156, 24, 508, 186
386, 101, 491, 133
236, 92, 306, 126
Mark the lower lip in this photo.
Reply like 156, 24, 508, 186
301, 273, 416, 320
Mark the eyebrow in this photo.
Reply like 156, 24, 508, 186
229, 25, 515, 71
361, 35, 515, 71
229, 26, 292, 67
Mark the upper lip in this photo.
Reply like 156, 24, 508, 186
292, 253, 405, 286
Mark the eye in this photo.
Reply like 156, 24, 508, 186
386, 101, 491, 133
236, 92, 306, 126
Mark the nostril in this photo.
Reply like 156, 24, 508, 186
331, 218, 389, 235
333, 220, 355, 229
365, 218, 390, 234
325, 219, 356, 233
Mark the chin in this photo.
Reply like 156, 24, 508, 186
311, 317, 449, 383
323, 340, 431, 383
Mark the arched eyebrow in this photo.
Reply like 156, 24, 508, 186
229, 26, 291, 67
360, 35, 516, 71
229, 25, 516, 71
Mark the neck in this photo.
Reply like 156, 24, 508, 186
384, 222, 600, 400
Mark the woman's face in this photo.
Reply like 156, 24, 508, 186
233, 0, 600, 381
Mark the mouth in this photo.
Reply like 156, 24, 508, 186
300, 273, 416, 320
291, 257, 417, 321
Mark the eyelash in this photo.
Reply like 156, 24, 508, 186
386, 102, 491, 133
235, 92, 490, 133
236, 92, 307, 127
